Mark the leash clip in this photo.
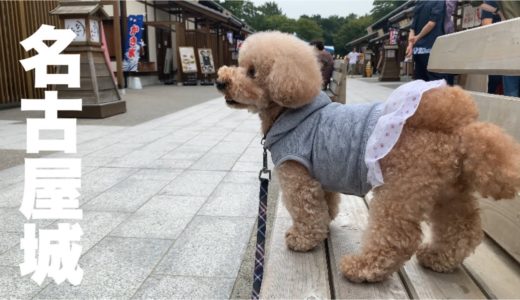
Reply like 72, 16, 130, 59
259, 138, 271, 181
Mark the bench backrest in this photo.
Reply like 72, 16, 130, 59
328, 60, 347, 103
428, 17, 520, 263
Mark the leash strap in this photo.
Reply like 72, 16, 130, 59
252, 177, 269, 300
252, 143, 271, 300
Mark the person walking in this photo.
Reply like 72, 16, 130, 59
311, 40, 335, 90
346, 47, 360, 77
406, 0, 449, 83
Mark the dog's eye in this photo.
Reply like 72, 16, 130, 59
247, 66, 256, 78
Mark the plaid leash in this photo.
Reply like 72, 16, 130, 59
252, 142, 271, 300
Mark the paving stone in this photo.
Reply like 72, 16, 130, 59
0, 232, 19, 254
106, 156, 156, 168
232, 161, 262, 172
137, 141, 182, 157
182, 138, 220, 148
0, 184, 23, 208
155, 216, 254, 278
72, 211, 129, 255
238, 147, 264, 162
132, 275, 234, 299
0, 266, 45, 299
0, 165, 24, 187
222, 132, 258, 143
131, 169, 183, 181
77, 139, 118, 156
190, 153, 240, 171
82, 177, 170, 212
222, 171, 258, 184
117, 131, 170, 144
110, 195, 206, 239
210, 141, 250, 154
80, 167, 138, 205
85, 143, 144, 158
198, 182, 258, 217
160, 170, 226, 197
145, 159, 195, 169
0, 209, 53, 232
0, 211, 128, 267
79, 156, 116, 167
35, 237, 172, 299
160, 145, 207, 161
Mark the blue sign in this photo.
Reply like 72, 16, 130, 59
123, 15, 144, 72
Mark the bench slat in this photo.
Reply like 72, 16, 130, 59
329, 81, 339, 95
261, 198, 330, 299
470, 91, 520, 264
428, 18, 520, 75
328, 196, 409, 299
400, 256, 486, 299
334, 60, 343, 70
471, 91, 520, 141
464, 237, 520, 299
332, 71, 343, 84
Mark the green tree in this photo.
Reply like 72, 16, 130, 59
370, 0, 407, 21
333, 15, 373, 56
318, 15, 346, 46
261, 15, 297, 33
257, 1, 283, 16
294, 18, 323, 41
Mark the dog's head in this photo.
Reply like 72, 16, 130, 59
216, 31, 322, 112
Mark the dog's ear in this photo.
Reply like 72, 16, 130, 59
266, 52, 322, 108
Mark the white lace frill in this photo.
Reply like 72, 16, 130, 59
365, 79, 447, 187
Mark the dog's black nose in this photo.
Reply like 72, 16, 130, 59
216, 80, 228, 91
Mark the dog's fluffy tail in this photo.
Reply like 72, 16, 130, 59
459, 122, 520, 200
409, 85, 520, 200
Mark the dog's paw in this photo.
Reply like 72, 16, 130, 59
416, 245, 458, 273
284, 227, 319, 252
340, 255, 389, 283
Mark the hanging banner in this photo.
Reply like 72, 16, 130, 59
123, 15, 144, 72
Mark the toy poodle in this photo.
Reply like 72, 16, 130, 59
215, 31, 520, 282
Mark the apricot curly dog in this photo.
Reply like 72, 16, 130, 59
216, 31, 520, 282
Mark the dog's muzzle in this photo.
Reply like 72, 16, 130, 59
216, 80, 228, 91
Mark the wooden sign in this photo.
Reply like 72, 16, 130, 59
198, 48, 215, 74
179, 46, 197, 73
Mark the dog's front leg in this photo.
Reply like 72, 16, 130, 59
277, 161, 330, 252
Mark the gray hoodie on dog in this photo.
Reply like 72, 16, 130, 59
264, 92, 383, 197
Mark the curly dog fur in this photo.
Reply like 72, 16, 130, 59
216, 31, 520, 282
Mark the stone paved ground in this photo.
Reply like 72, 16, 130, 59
0, 77, 394, 299
0, 85, 274, 298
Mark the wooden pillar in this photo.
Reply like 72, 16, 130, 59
120, 0, 128, 87
175, 21, 186, 83
113, 0, 123, 89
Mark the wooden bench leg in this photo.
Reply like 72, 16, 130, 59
277, 161, 331, 252
417, 191, 483, 272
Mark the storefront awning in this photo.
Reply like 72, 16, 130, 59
346, 32, 378, 47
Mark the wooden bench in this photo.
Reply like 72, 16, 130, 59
261, 18, 520, 299
326, 60, 347, 104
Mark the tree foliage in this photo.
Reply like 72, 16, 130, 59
370, 0, 407, 21
218, 0, 401, 56
333, 15, 373, 55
